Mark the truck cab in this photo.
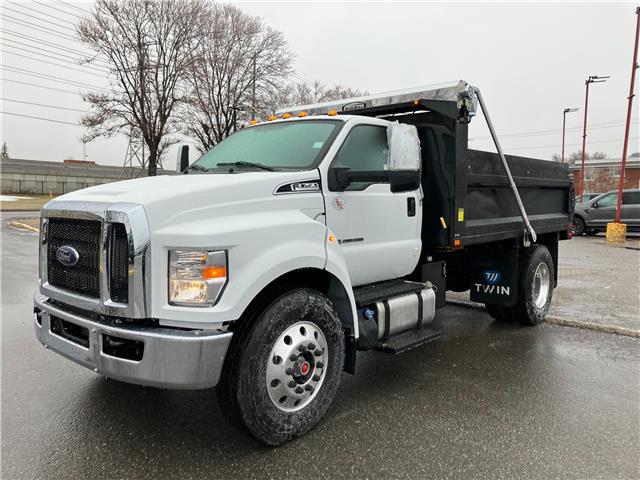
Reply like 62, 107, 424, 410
34, 80, 573, 446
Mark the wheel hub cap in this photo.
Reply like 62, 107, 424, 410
266, 321, 328, 412
532, 262, 551, 309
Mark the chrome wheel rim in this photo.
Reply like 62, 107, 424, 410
266, 321, 328, 412
532, 262, 551, 309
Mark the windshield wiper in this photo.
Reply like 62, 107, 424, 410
185, 163, 208, 173
217, 161, 275, 171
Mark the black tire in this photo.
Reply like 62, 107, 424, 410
216, 288, 345, 446
485, 303, 514, 323
572, 217, 585, 236
511, 245, 554, 326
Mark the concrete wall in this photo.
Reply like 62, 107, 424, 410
1, 158, 174, 195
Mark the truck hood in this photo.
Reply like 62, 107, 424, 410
54, 171, 323, 228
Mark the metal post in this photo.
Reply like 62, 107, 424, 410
562, 110, 567, 163
252, 57, 256, 121
579, 76, 608, 198
562, 107, 579, 163
614, 6, 640, 224
473, 87, 537, 243
579, 81, 590, 199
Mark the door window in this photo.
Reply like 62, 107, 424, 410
595, 193, 617, 208
334, 125, 389, 172
622, 191, 640, 205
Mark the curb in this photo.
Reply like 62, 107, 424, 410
446, 299, 640, 338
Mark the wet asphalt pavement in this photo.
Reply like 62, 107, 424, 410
2, 215, 639, 479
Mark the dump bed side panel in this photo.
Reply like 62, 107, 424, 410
462, 150, 573, 245
390, 110, 573, 251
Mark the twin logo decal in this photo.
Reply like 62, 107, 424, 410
475, 270, 510, 295
483, 270, 501, 285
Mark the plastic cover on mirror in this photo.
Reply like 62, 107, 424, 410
387, 122, 421, 171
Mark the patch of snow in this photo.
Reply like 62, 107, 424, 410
0, 195, 34, 201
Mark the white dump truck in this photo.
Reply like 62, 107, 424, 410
34, 81, 573, 445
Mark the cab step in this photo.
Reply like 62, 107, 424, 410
376, 327, 441, 354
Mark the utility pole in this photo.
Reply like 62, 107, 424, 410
579, 75, 609, 198
614, 6, 640, 224
252, 56, 257, 122
561, 107, 579, 163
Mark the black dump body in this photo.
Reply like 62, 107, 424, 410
326, 94, 574, 251
393, 110, 574, 250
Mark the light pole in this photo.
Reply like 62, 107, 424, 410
561, 107, 579, 163
614, 7, 640, 224
579, 75, 609, 198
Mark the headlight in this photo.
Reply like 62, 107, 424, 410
169, 250, 228, 306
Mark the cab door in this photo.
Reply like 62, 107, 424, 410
589, 192, 618, 228
322, 122, 422, 287
621, 190, 640, 229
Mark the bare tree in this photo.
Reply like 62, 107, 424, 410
261, 80, 368, 116
77, 0, 206, 175
0, 142, 9, 160
183, 4, 294, 153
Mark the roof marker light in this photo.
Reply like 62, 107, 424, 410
282, 113, 292, 119
249, 119, 258, 125
268, 115, 277, 121
298, 111, 308, 117
327, 110, 337, 116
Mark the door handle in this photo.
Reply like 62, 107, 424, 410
407, 197, 416, 217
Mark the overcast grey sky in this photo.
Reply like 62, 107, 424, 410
1, 1, 638, 169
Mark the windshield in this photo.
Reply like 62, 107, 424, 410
192, 120, 342, 171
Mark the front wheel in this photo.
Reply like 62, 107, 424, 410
571, 217, 585, 236
217, 288, 345, 446
511, 245, 554, 326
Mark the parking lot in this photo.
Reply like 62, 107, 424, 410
2, 214, 639, 479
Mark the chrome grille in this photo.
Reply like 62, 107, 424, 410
46, 218, 130, 303
40, 201, 149, 318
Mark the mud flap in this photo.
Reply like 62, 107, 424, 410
344, 334, 357, 374
469, 247, 519, 307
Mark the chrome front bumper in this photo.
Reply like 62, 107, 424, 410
34, 293, 233, 389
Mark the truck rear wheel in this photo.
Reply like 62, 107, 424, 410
216, 288, 345, 446
511, 245, 554, 326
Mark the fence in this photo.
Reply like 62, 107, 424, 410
1, 157, 173, 195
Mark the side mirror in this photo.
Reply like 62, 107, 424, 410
390, 170, 420, 193
176, 145, 190, 173
328, 167, 420, 193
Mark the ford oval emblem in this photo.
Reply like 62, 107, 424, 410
56, 246, 80, 267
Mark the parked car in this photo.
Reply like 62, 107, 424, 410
572, 189, 640, 235
576, 193, 602, 207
